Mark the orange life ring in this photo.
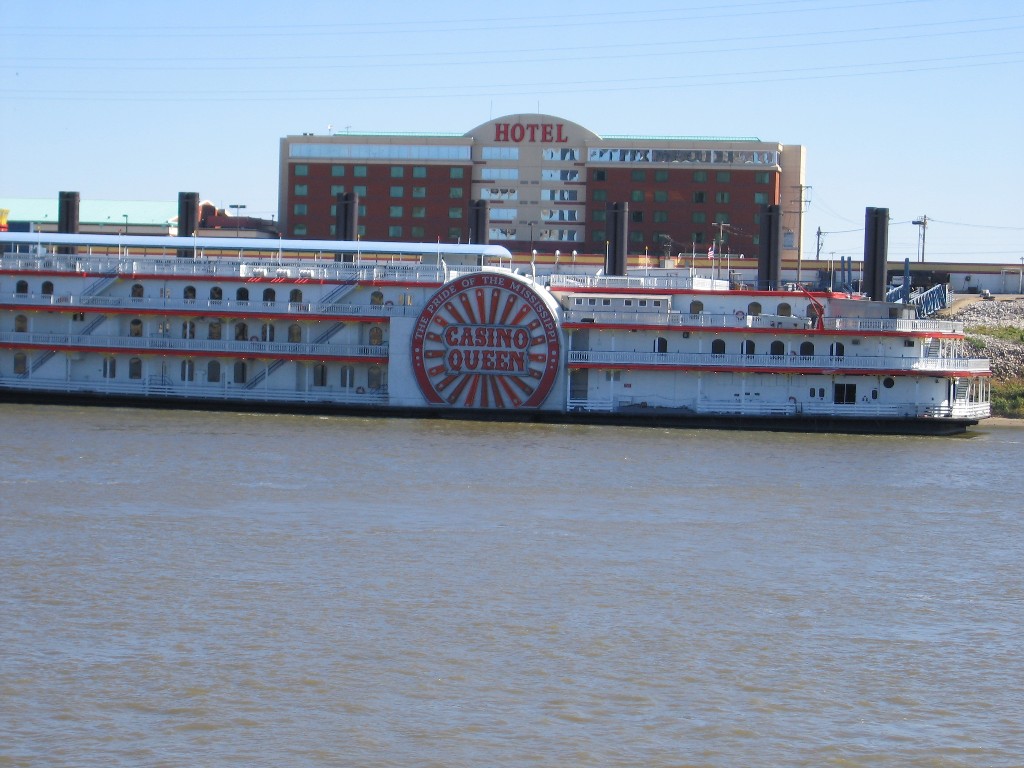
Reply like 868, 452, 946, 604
734, 310, 745, 321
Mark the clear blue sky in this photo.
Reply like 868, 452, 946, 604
2, 0, 1022, 264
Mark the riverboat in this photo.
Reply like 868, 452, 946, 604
0, 232, 991, 434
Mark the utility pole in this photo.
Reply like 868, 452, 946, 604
788, 184, 811, 283
912, 215, 928, 263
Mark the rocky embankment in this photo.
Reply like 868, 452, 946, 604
942, 297, 1024, 379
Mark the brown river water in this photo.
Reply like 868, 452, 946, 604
1, 405, 1021, 767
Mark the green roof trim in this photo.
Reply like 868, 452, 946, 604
602, 134, 762, 142
327, 130, 465, 138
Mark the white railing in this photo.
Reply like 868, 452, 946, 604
550, 273, 728, 291
566, 349, 990, 373
2, 292, 415, 319
0, 331, 388, 360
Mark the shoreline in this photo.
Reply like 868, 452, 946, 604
979, 416, 1023, 428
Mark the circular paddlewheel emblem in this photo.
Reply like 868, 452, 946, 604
412, 272, 561, 409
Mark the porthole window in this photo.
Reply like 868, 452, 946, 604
883, 377, 895, 389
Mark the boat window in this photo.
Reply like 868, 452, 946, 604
262, 323, 275, 342
743, 339, 755, 355
605, 371, 621, 381
800, 341, 814, 356
313, 364, 328, 387
831, 342, 845, 357
131, 283, 144, 298
184, 285, 196, 300
103, 357, 116, 379
689, 300, 703, 314
129, 319, 143, 337
41, 281, 54, 296
182, 321, 195, 339
602, 299, 611, 306
236, 287, 249, 301
208, 360, 221, 383
263, 288, 276, 302
770, 341, 785, 356
129, 358, 142, 379
368, 326, 384, 345
14, 315, 28, 332
776, 302, 791, 316
210, 287, 223, 300
15, 280, 29, 294
288, 324, 302, 343
234, 322, 248, 341
233, 361, 247, 384
340, 366, 355, 388
654, 337, 668, 353
13, 352, 27, 374
746, 301, 761, 317
208, 322, 222, 340
711, 339, 726, 355
371, 290, 384, 306
367, 365, 384, 390
883, 377, 895, 389
181, 360, 194, 382
290, 289, 303, 303
834, 383, 856, 404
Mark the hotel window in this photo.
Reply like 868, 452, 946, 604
631, 169, 646, 182
592, 230, 606, 242
294, 203, 308, 216
747, 302, 762, 316
715, 192, 730, 204
715, 213, 730, 225
354, 185, 367, 196
413, 166, 427, 178
771, 341, 785, 356
391, 166, 404, 178
233, 361, 247, 384
354, 165, 367, 177
592, 190, 607, 202
693, 171, 708, 182
655, 169, 669, 182
331, 185, 345, 196
295, 164, 308, 176
692, 232, 705, 244
293, 224, 307, 236
181, 359, 195, 382
716, 171, 731, 183
412, 187, 427, 198
631, 190, 644, 202
449, 187, 463, 198
331, 165, 345, 177
411, 225, 425, 238
755, 171, 770, 184
208, 360, 221, 383
449, 207, 463, 219
592, 210, 606, 222
653, 211, 668, 223
313, 364, 328, 387
754, 192, 769, 205
294, 184, 308, 196
630, 231, 644, 242
593, 170, 606, 181
482, 147, 520, 160
390, 186, 404, 197
390, 206, 404, 218
412, 206, 426, 218
631, 211, 643, 223
692, 212, 706, 224
448, 226, 461, 239
103, 357, 116, 379
653, 190, 668, 203
389, 226, 403, 237
450, 167, 464, 179
13, 352, 27, 374
693, 191, 706, 204
129, 358, 142, 379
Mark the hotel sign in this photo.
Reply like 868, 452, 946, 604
493, 122, 569, 143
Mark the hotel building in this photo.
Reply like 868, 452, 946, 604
279, 113, 806, 259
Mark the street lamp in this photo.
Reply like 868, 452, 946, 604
229, 204, 247, 236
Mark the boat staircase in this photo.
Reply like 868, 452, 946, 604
81, 274, 119, 298
925, 338, 942, 360
318, 279, 359, 306
888, 283, 950, 318
26, 314, 108, 374
244, 322, 347, 389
